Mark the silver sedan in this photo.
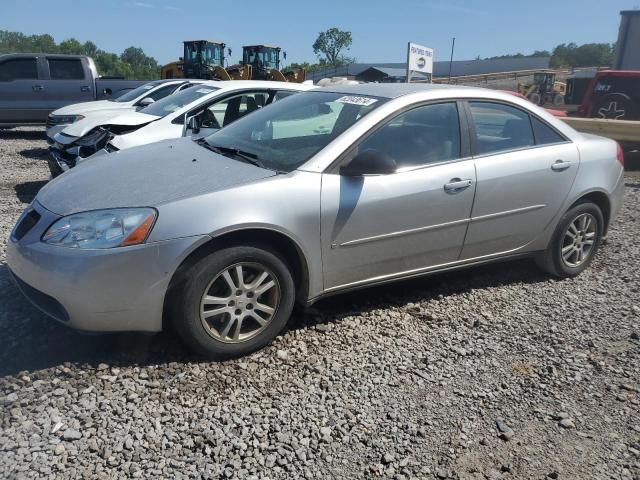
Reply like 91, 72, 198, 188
8, 84, 625, 358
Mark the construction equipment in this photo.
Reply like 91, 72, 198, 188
518, 71, 566, 106
161, 40, 232, 80
226, 45, 305, 83
161, 42, 305, 83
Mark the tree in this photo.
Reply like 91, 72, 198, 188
312, 28, 352, 66
58, 38, 84, 55
0, 30, 160, 79
550, 43, 614, 68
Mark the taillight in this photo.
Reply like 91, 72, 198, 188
616, 142, 624, 166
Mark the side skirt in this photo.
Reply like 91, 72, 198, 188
305, 251, 542, 305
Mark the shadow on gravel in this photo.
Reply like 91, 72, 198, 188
0, 129, 46, 140
14, 181, 47, 203
0, 258, 549, 377
19, 147, 49, 161
0, 265, 194, 377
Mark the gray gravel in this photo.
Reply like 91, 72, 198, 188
1, 128, 639, 479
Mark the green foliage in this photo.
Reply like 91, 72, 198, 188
312, 28, 353, 66
0, 30, 160, 79
550, 43, 614, 68
485, 50, 551, 60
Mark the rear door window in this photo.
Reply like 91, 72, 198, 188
469, 102, 534, 155
48, 58, 85, 80
0, 58, 38, 81
203, 92, 270, 128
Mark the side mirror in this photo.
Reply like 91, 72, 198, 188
340, 149, 397, 176
185, 115, 200, 135
138, 96, 155, 107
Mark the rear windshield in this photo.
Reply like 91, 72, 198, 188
140, 85, 220, 117
112, 81, 163, 103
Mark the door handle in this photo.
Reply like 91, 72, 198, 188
32, 85, 44, 92
444, 178, 473, 193
551, 160, 572, 171
80, 86, 91, 92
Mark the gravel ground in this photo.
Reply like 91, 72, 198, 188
0, 128, 639, 480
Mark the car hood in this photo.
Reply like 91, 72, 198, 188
52, 100, 132, 116
57, 111, 160, 142
36, 138, 277, 215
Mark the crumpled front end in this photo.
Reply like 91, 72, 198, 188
48, 128, 120, 177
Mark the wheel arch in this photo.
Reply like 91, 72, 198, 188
162, 227, 311, 330
569, 189, 611, 236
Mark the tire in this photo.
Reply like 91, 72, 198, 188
536, 201, 604, 278
170, 245, 295, 358
528, 93, 542, 106
553, 94, 565, 106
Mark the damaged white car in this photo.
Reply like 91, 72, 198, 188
46, 79, 205, 140
47, 81, 314, 177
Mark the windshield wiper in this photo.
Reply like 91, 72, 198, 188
195, 138, 267, 169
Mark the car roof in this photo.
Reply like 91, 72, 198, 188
213, 80, 314, 91
166, 81, 313, 117
147, 79, 208, 85
318, 82, 475, 99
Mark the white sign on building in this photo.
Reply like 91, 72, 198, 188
406, 42, 434, 83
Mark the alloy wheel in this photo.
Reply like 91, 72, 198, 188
199, 262, 280, 343
560, 213, 597, 268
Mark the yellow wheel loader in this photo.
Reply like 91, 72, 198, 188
161, 40, 232, 80
518, 71, 566, 106
226, 45, 306, 83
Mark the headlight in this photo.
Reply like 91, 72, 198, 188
42, 208, 157, 249
75, 128, 108, 147
49, 115, 84, 125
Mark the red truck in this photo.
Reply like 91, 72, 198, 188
578, 70, 640, 120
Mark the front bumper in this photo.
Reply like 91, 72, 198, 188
46, 125, 68, 144
47, 148, 73, 177
7, 202, 209, 332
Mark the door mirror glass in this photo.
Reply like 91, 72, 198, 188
340, 149, 397, 176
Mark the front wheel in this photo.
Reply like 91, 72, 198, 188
536, 201, 604, 278
170, 246, 295, 358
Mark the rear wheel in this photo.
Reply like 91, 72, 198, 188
171, 246, 295, 358
536, 201, 603, 278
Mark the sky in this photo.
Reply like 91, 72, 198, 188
2, 0, 637, 67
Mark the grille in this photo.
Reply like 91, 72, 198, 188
13, 208, 41, 241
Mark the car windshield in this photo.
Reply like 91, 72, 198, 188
201, 91, 387, 172
139, 85, 220, 117
111, 81, 163, 102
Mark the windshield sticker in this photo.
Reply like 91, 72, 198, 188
196, 88, 214, 94
142, 85, 154, 90
335, 95, 378, 106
